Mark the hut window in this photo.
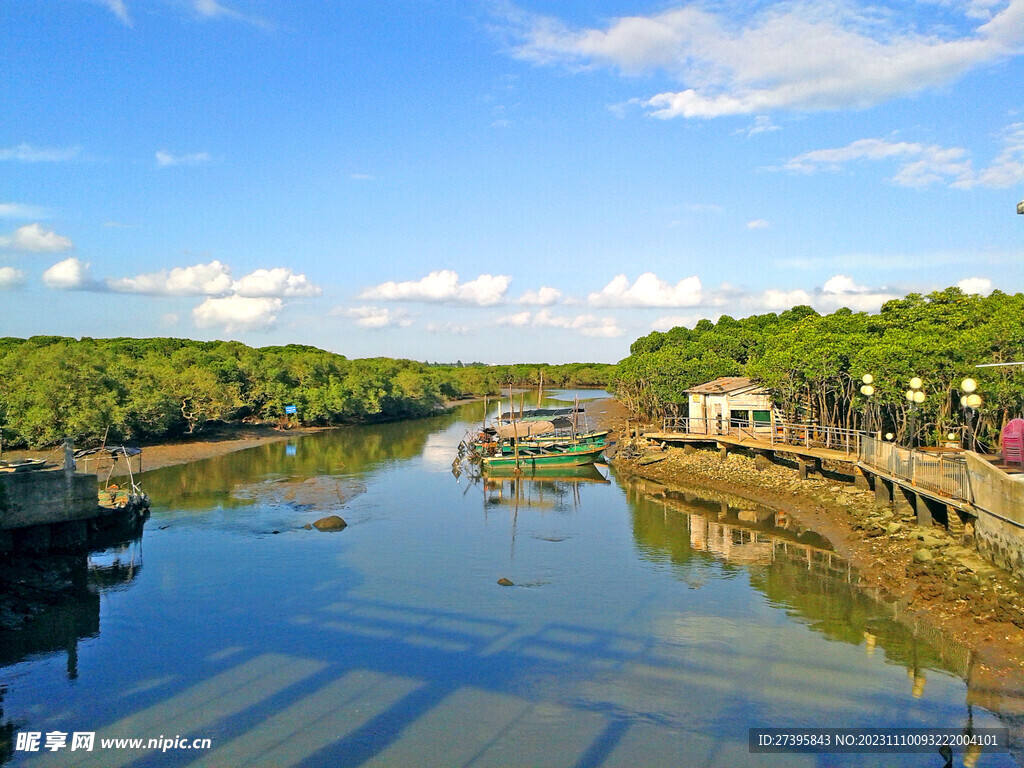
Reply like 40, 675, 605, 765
730, 410, 750, 426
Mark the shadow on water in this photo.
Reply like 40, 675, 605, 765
0, 516, 146, 764
6, 587, 1016, 767
621, 471, 1024, 764
621, 473, 969, 677
3, 397, 1024, 766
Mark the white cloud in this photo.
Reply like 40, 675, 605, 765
0, 144, 81, 162
508, 2, 1024, 118
42, 257, 99, 290
350, 173, 375, 181
746, 218, 770, 230
342, 306, 413, 329
192, 296, 282, 332
233, 267, 322, 298
961, 123, 1024, 188
359, 270, 511, 306
779, 138, 973, 187
191, 0, 271, 28
495, 310, 532, 327
106, 261, 233, 295
0, 203, 49, 219
161, 312, 180, 327
742, 274, 897, 313
737, 115, 780, 137
651, 313, 716, 331
0, 223, 74, 253
957, 276, 993, 294
753, 288, 816, 310
818, 274, 898, 310
103, 0, 132, 25
495, 309, 623, 337
0, 267, 26, 289
822, 275, 865, 294
426, 321, 471, 335
517, 286, 562, 305
155, 150, 211, 167
778, 125, 1024, 189
588, 272, 704, 307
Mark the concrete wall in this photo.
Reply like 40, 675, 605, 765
0, 470, 98, 530
965, 452, 1024, 578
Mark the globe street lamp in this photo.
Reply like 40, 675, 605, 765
905, 378, 925, 447
961, 378, 982, 450
859, 374, 875, 435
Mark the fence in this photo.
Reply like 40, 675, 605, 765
659, 418, 974, 502
660, 416, 862, 455
859, 436, 972, 503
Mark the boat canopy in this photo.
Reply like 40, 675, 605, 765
499, 406, 583, 420
495, 420, 555, 439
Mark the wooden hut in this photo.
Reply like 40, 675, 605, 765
686, 377, 774, 435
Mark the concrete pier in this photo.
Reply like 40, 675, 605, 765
0, 465, 144, 554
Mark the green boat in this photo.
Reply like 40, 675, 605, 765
481, 442, 605, 469
473, 430, 608, 456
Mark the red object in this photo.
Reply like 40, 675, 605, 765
1002, 419, 1024, 465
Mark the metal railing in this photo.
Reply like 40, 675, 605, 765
658, 418, 973, 503
660, 417, 863, 455
859, 436, 972, 503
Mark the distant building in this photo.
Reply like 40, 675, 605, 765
685, 377, 774, 435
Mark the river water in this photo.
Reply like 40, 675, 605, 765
0, 392, 1019, 767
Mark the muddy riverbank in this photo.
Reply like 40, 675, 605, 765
611, 442, 1024, 679
2, 423, 332, 476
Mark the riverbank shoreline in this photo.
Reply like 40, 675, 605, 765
2, 423, 335, 476
0, 393, 550, 476
610, 442, 1024, 678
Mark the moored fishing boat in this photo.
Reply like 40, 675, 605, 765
480, 441, 605, 469
484, 429, 609, 455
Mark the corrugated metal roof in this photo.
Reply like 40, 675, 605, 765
685, 376, 766, 395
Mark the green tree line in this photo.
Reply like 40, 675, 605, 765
613, 287, 1024, 448
0, 336, 614, 448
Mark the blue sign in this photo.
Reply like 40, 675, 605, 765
284, 405, 297, 415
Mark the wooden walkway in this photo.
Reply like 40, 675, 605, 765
639, 417, 982, 525
642, 430, 857, 465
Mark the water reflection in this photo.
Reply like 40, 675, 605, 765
622, 473, 972, 686
480, 465, 610, 513
140, 411, 463, 512
2, 399, 1023, 767
0, 521, 145, 762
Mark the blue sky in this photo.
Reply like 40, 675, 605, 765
1, 0, 1023, 363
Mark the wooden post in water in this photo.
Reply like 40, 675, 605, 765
513, 421, 521, 473
537, 370, 544, 408
507, 384, 521, 473
63, 437, 75, 498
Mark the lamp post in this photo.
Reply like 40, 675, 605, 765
859, 374, 875, 435
960, 378, 982, 451
905, 377, 925, 447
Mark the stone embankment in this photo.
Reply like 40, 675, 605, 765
613, 443, 1024, 666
